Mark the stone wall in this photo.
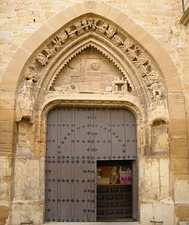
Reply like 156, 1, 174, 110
0, 1, 189, 225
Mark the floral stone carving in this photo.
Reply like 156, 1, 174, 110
17, 14, 167, 120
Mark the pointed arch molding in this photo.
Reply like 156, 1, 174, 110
2, 1, 182, 121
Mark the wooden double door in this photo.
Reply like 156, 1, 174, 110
45, 107, 137, 222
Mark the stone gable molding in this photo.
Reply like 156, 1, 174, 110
15, 14, 168, 121
2, 1, 182, 93
1, 1, 183, 124
23, 15, 166, 97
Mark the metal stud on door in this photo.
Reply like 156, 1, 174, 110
45, 107, 136, 222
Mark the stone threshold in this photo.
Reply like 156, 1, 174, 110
44, 222, 139, 225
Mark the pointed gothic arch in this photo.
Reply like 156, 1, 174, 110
1, 2, 183, 128
14, 11, 169, 123
1, 2, 184, 146
2, 1, 186, 225
2, 2, 182, 95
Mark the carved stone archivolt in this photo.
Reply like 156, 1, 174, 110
16, 14, 167, 120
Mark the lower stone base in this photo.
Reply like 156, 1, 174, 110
0, 206, 9, 225
176, 205, 189, 222
45, 223, 139, 225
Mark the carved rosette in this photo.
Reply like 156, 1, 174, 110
89, 60, 102, 71
18, 14, 167, 120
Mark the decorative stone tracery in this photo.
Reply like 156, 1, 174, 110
16, 14, 167, 121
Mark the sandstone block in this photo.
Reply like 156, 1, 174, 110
169, 119, 187, 136
0, 99, 15, 110
0, 206, 9, 225
0, 7, 7, 13
171, 159, 189, 173
0, 144, 15, 156
140, 199, 174, 225
10, 200, 44, 225
176, 205, 189, 221
171, 146, 189, 159
0, 121, 14, 133
0, 110, 14, 121
0, 132, 13, 145
175, 180, 189, 204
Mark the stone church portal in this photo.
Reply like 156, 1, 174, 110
1, 2, 188, 225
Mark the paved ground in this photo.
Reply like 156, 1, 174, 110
45, 222, 139, 225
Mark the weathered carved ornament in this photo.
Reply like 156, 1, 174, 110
16, 79, 34, 121
17, 15, 167, 120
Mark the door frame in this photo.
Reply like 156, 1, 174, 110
43, 101, 142, 224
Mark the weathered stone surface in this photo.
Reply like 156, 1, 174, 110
14, 158, 44, 200
140, 158, 169, 202
10, 200, 44, 225
176, 205, 189, 221
140, 198, 175, 225
0, 157, 11, 200
175, 180, 189, 204
0, 1, 189, 224
0, 206, 9, 225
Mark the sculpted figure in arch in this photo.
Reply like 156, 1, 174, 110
149, 82, 164, 100
16, 80, 34, 120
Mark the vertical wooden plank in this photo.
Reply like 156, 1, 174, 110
132, 160, 138, 220
59, 162, 73, 221
74, 108, 92, 159
45, 107, 137, 222
45, 108, 59, 222
90, 159, 96, 222
59, 108, 73, 221
72, 108, 96, 222
94, 108, 111, 160
73, 162, 87, 221
124, 110, 137, 159
59, 108, 72, 157
110, 108, 125, 159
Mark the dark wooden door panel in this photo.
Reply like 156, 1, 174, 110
45, 107, 136, 222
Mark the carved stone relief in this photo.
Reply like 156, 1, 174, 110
24, 65, 40, 82
16, 14, 167, 120
16, 80, 34, 121
51, 47, 132, 95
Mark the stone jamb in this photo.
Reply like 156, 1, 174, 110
0, 1, 187, 224
39, 99, 143, 224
